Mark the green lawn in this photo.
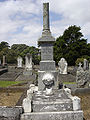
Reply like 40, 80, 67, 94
0, 81, 23, 87
63, 82, 76, 84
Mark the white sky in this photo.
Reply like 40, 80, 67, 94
0, 0, 90, 47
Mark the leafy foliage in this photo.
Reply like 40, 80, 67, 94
54, 25, 89, 65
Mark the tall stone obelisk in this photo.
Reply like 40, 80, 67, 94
38, 3, 58, 90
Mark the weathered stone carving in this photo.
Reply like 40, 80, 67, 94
58, 58, 68, 74
42, 73, 55, 95
76, 62, 90, 88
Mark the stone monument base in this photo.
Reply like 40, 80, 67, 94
21, 111, 83, 120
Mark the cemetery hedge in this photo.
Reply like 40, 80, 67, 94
0, 25, 90, 66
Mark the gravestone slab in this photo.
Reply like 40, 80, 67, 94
83, 59, 89, 70
23, 53, 32, 75
17, 56, 23, 68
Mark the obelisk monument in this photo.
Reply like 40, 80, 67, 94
38, 3, 58, 90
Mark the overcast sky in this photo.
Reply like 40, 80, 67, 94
0, 0, 90, 47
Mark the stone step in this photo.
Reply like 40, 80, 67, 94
21, 111, 83, 120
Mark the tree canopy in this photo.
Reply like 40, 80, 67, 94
0, 25, 89, 66
54, 25, 90, 65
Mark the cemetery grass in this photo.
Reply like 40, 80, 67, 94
0, 81, 25, 87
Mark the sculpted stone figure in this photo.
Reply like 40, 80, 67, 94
58, 58, 68, 74
42, 73, 55, 95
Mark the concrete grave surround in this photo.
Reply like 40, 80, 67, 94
17, 56, 23, 68
21, 3, 83, 120
58, 58, 68, 74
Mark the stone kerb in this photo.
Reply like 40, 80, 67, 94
0, 106, 23, 120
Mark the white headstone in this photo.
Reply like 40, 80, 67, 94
58, 58, 68, 74
0, 59, 1, 65
72, 96, 81, 111
3, 55, 6, 66
25, 53, 32, 70
17, 56, 23, 68
22, 97, 31, 113
83, 59, 89, 70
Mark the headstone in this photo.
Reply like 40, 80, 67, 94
76, 62, 90, 88
89, 63, 90, 72
83, 59, 89, 70
72, 96, 81, 111
22, 97, 31, 113
38, 3, 58, 90
23, 53, 32, 75
0, 59, 1, 65
25, 53, 32, 70
17, 56, 23, 68
2, 55, 7, 66
58, 58, 68, 74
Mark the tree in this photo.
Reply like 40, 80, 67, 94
0, 41, 9, 51
20, 46, 40, 65
11, 44, 29, 56
54, 25, 88, 65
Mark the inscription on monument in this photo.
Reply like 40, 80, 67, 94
41, 46, 53, 60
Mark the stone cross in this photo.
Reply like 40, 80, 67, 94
79, 62, 82, 68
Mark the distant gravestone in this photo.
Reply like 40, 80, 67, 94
76, 62, 90, 88
0, 59, 1, 65
58, 58, 68, 74
83, 59, 89, 70
17, 56, 23, 68
3, 55, 7, 66
23, 53, 33, 75
89, 63, 90, 72
25, 53, 32, 70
